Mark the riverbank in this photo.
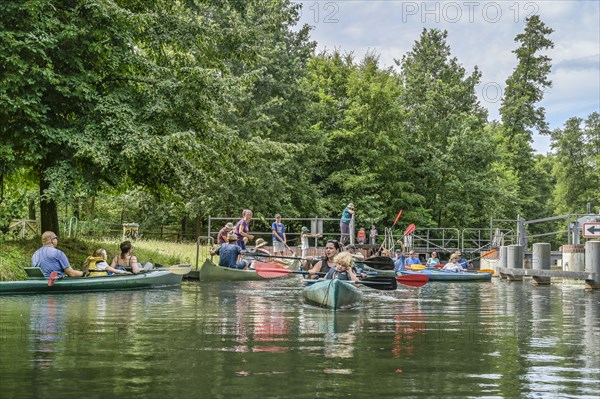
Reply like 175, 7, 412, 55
0, 238, 186, 281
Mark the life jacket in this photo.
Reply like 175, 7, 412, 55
87, 257, 109, 277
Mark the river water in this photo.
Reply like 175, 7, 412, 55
0, 278, 598, 398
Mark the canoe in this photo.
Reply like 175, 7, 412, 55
400, 269, 492, 282
303, 279, 363, 310
0, 270, 184, 295
188, 258, 300, 281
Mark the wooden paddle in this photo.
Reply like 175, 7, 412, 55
254, 262, 399, 290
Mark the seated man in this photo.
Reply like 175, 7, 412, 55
31, 231, 84, 278
455, 251, 471, 270
404, 251, 422, 268
393, 249, 406, 273
210, 234, 248, 270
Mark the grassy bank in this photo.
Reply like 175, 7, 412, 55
0, 237, 191, 281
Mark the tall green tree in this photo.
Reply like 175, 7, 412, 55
550, 112, 600, 213
397, 29, 496, 227
497, 15, 554, 218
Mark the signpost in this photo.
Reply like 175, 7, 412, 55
582, 222, 600, 238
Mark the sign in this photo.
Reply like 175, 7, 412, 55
582, 222, 600, 238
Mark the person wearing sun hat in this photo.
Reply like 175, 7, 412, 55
339, 202, 355, 246
217, 222, 235, 245
243, 237, 272, 269
210, 234, 249, 269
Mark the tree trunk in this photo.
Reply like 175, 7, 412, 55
39, 173, 60, 235
28, 199, 36, 220
195, 214, 202, 239
181, 215, 188, 242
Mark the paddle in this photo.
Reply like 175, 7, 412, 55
395, 274, 429, 288
392, 209, 403, 227
398, 223, 416, 241
155, 264, 192, 275
255, 262, 399, 290
48, 271, 59, 286
356, 256, 395, 271
252, 253, 394, 270
407, 264, 426, 270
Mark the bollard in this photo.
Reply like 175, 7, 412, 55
506, 245, 524, 281
562, 244, 585, 272
584, 241, 600, 289
532, 243, 551, 285
499, 246, 508, 279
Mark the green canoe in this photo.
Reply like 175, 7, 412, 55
0, 269, 184, 295
303, 279, 363, 310
187, 258, 300, 281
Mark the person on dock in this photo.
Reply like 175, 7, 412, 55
427, 251, 440, 268
357, 227, 366, 245
271, 214, 287, 256
404, 251, 422, 269
110, 241, 152, 274
300, 226, 321, 260
345, 244, 365, 261
217, 222, 235, 245
85, 249, 130, 276
31, 231, 84, 278
235, 209, 254, 250
339, 203, 355, 245
306, 240, 341, 279
325, 251, 360, 282
211, 234, 249, 270
369, 224, 378, 245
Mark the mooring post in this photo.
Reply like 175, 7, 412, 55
532, 243, 551, 285
506, 245, 524, 281
499, 246, 508, 279
585, 241, 600, 289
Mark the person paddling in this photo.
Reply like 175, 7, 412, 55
306, 240, 341, 279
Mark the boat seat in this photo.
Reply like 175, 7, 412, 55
24, 267, 45, 278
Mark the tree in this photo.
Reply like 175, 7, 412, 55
497, 15, 554, 219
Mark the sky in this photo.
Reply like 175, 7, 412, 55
293, 0, 600, 154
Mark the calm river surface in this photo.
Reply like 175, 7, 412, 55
1, 278, 598, 398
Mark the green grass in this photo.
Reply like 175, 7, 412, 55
0, 237, 190, 281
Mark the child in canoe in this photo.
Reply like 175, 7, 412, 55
325, 251, 360, 281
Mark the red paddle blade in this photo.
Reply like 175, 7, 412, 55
255, 262, 292, 279
392, 210, 403, 226
396, 274, 429, 287
404, 223, 416, 236
48, 271, 59, 287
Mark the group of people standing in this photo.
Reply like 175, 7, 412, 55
31, 231, 150, 278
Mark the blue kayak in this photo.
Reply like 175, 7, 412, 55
400, 269, 492, 282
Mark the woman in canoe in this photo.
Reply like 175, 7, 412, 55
325, 251, 359, 281
306, 240, 341, 279
442, 253, 463, 272
110, 241, 152, 274
85, 249, 130, 276
427, 251, 440, 268
234, 209, 254, 250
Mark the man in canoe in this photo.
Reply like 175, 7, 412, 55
404, 251, 422, 269
31, 231, 85, 278
217, 222, 235, 245
210, 234, 249, 270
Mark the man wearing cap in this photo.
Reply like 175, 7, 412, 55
455, 251, 471, 270
345, 244, 365, 261
31, 231, 84, 277
271, 214, 286, 256
217, 222, 235, 245
339, 202, 355, 245
393, 248, 407, 273
211, 234, 248, 269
